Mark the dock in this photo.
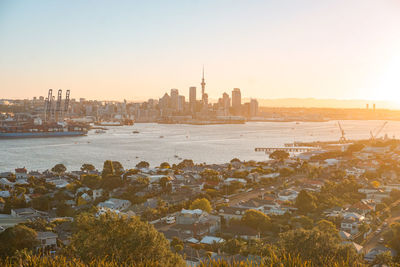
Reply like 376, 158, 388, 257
255, 146, 320, 154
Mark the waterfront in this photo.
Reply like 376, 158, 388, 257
0, 120, 399, 172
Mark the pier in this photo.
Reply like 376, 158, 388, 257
255, 146, 320, 154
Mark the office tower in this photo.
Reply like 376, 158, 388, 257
232, 88, 242, 115
201, 67, 206, 103
178, 95, 185, 112
170, 89, 179, 110
222, 92, 230, 115
189, 86, 196, 113
250, 98, 258, 117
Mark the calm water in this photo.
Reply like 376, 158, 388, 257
0, 121, 398, 172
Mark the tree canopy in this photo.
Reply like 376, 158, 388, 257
68, 212, 184, 266
269, 150, 290, 161
190, 198, 212, 213
0, 225, 38, 257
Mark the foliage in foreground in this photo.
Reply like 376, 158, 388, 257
0, 251, 370, 267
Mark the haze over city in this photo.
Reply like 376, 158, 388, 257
1, 0, 400, 104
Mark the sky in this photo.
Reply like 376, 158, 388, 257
1, 0, 400, 103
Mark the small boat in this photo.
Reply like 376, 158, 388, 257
174, 155, 179, 158
159, 135, 164, 138
95, 129, 106, 134
132, 130, 139, 134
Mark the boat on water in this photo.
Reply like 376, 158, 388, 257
0, 121, 88, 139
132, 130, 139, 134
94, 121, 123, 126
95, 129, 106, 134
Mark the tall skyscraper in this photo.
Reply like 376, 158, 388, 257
250, 98, 258, 117
222, 92, 230, 115
201, 66, 206, 103
170, 89, 179, 110
232, 88, 242, 115
178, 95, 185, 112
189, 86, 196, 113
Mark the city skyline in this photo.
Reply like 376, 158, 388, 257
1, 1, 400, 103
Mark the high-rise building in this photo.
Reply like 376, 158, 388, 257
232, 88, 241, 115
250, 99, 258, 117
222, 92, 230, 115
189, 86, 196, 113
170, 89, 179, 110
178, 95, 185, 112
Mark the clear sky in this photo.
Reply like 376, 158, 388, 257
1, 0, 400, 102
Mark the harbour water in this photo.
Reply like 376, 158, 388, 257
0, 120, 398, 172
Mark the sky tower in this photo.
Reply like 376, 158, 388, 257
201, 66, 206, 102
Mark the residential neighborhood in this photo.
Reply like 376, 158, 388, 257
2, 139, 400, 265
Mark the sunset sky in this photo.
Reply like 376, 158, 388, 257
1, 0, 400, 102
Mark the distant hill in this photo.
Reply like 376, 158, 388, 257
242, 98, 400, 110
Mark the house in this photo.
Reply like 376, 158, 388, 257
223, 224, 259, 240
347, 202, 374, 216
0, 191, 10, 198
200, 236, 224, 245
176, 209, 220, 233
224, 178, 247, 185
364, 246, 396, 262
339, 231, 351, 240
97, 198, 131, 212
92, 189, 103, 200
277, 189, 299, 201
15, 168, 28, 179
340, 213, 365, 235
0, 178, 14, 189
11, 208, 48, 219
218, 206, 248, 221
47, 178, 70, 189
36, 231, 58, 250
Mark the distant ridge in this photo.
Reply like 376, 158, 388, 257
242, 98, 400, 110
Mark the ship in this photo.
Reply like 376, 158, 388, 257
0, 89, 88, 139
0, 121, 88, 139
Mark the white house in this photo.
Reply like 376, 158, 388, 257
97, 198, 131, 212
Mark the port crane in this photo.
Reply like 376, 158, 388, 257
337, 121, 347, 143
44, 89, 71, 122
370, 121, 388, 140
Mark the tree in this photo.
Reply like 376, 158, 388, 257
371, 251, 393, 266
279, 228, 359, 266
68, 212, 184, 266
315, 220, 338, 236
241, 209, 271, 232
81, 163, 95, 173
51, 163, 66, 176
0, 225, 38, 257
81, 174, 102, 189
223, 238, 244, 255
171, 237, 184, 252
295, 190, 317, 214
269, 150, 289, 162
384, 222, 400, 252
160, 162, 171, 169
190, 198, 212, 213
136, 161, 150, 169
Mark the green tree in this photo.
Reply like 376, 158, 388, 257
81, 174, 102, 189
0, 225, 38, 257
223, 238, 244, 255
68, 212, 184, 266
295, 190, 317, 214
136, 161, 150, 169
51, 163, 66, 176
279, 228, 359, 266
269, 150, 289, 162
241, 209, 271, 232
384, 222, 400, 252
81, 163, 95, 173
160, 162, 171, 169
190, 198, 212, 213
